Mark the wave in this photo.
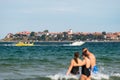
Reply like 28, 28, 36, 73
46, 73, 109, 80
46, 73, 78, 80
0, 71, 119, 80
91, 72, 109, 80
112, 73, 120, 77
46, 72, 120, 80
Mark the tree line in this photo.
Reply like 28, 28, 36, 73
4, 30, 106, 41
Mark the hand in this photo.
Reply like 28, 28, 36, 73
66, 72, 69, 76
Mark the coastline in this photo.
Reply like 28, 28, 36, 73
0, 40, 120, 43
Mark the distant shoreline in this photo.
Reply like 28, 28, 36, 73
0, 40, 120, 43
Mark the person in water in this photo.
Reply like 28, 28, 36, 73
82, 48, 98, 74
66, 52, 82, 75
80, 51, 91, 80
66, 52, 91, 80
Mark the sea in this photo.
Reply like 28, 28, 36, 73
0, 42, 120, 80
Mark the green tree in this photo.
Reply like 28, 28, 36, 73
30, 32, 36, 37
102, 31, 106, 35
41, 34, 46, 41
43, 30, 49, 33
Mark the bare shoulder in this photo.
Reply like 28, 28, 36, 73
90, 52, 95, 57
78, 58, 82, 62
78, 58, 83, 64
71, 59, 74, 62
71, 59, 75, 63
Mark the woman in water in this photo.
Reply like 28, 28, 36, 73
66, 51, 91, 80
80, 51, 91, 80
66, 52, 82, 75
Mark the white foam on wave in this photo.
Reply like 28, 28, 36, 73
92, 72, 109, 80
46, 73, 111, 80
46, 72, 110, 80
46, 73, 79, 80
46, 65, 119, 80
112, 73, 120, 77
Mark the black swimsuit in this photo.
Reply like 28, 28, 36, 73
81, 65, 91, 77
71, 66, 79, 75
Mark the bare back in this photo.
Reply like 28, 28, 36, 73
72, 58, 83, 65
85, 57, 91, 68
89, 52, 96, 68
66, 58, 82, 75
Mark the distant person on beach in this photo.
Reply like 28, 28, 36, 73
66, 52, 82, 75
82, 48, 98, 74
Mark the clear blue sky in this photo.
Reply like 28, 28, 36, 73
0, 0, 120, 39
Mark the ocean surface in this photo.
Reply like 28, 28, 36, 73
0, 42, 120, 80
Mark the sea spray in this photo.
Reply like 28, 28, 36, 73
92, 72, 109, 80
46, 72, 110, 80
47, 73, 79, 80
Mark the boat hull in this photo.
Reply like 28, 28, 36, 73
70, 41, 85, 46
15, 42, 34, 46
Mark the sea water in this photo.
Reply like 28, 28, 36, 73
0, 42, 120, 80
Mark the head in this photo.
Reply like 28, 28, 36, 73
82, 51, 89, 59
82, 48, 89, 55
74, 52, 79, 64
74, 52, 79, 58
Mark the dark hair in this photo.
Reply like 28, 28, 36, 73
82, 52, 89, 58
82, 48, 88, 53
74, 52, 79, 64
82, 48, 86, 50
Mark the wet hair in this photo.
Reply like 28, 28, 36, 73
74, 52, 79, 64
82, 51, 89, 58
82, 48, 88, 53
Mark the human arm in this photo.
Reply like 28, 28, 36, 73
66, 59, 73, 75
73, 59, 86, 66
89, 53, 96, 68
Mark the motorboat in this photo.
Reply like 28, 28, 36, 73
70, 41, 85, 46
15, 42, 34, 46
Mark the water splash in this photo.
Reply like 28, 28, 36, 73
47, 72, 110, 80
112, 73, 120, 77
47, 73, 79, 80
92, 72, 109, 80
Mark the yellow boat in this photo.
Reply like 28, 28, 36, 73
15, 42, 34, 46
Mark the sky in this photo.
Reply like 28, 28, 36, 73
0, 0, 120, 39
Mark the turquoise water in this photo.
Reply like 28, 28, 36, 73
0, 42, 120, 80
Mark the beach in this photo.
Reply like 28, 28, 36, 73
0, 42, 120, 80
